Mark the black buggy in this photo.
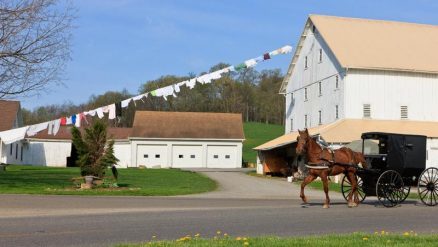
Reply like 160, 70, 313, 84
341, 132, 438, 207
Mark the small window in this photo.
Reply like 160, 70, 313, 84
304, 88, 308, 101
21, 146, 23, 161
335, 75, 339, 89
312, 25, 316, 33
304, 115, 308, 128
155, 154, 160, 158
190, 155, 195, 159
178, 154, 184, 158
213, 155, 219, 159
335, 105, 339, 119
319, 49, 322, 63
401, 106, 408, 119
143, 154, 148, 158
318, 110, 322, 125
225, 155, 230, 159
10, 144, 12, 155
15, 144, 18, 159
318, 82, 322, 96
363, 104, 371, 118
290, 119, 293, 132
304, 56, 308, 69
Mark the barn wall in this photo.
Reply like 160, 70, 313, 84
0, 141, 25, 165
285, 23, 345, 133
114, 142, 131, 168
345, 69, 438, 121
24, 140, 71, 167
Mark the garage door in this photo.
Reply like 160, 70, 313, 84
172, 145, 203, 168
207, 145, 237, 168
136, 145, 167, 168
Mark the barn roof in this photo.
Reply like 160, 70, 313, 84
0, 100, 20, 131
254, 119, 438, 151
28, 126, 132, 141
280, 15, 438, 92
131, 111, 245, 140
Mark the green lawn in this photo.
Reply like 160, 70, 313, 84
0, 165, 217, 196
116, 232, 438, 247
243, 122, 284, 164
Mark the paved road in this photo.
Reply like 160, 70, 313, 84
0, 171, 436, 247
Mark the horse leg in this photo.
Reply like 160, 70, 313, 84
321, 172, 330, 209
346, 171, 358, 207
300, 173, 316, 204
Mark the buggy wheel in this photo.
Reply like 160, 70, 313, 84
418, 167, 438, 206
376, 170, 404, 207
399, 185, 411, 203
341, 175, 366, 202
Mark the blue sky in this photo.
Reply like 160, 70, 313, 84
20, 0, 438, 109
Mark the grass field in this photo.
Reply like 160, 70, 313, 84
243, 122, 284, 164
117, 232, 438, 247
0, 165, 217, 196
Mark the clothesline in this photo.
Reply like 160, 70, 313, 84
0, 45, 293, 144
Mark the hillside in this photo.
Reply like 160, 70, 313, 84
243, 122, 284, 164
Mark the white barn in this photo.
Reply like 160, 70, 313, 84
4, 111, 244, 169
255, 15, 438, 175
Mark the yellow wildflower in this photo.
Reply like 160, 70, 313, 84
244, 242, 249, 246
362, 237, 369, 241
152, 235, 156, 239
243, 237, 248, 241
224, 233, 228, 237
403, 232, 410, 236
381, 230, 385, 235
195, 233, 200, 238
217, 230, 221, 235
236, 237, 242, 241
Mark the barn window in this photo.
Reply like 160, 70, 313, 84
10, 144, 12, 155
143, 154, 148, 158
401, 106, 408, 119
318, 82, 322, 96
21, 146, 23, 161
304, 88, 308, 101
312, 25, 316, 33
15, 144, 18, 159
225, 155, 230, 159
155, 154, 160, 158
335, 75, 339, 89
335, 105, 339, 119
318, 110, 322, 125
213, 155, 218, 159
304, 115, 308, 128
178, 155, 184, 158
190, 155, 195, 159
319, 49, 322, 63
305, 56, 308, 69
363, 104, 371, 118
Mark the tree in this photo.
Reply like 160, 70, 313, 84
71, 121, 118, 178
0, 0, 73, 98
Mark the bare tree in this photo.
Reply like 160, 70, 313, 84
0, 0, 73, 98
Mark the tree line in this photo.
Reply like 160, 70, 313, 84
22, 63, 285, 126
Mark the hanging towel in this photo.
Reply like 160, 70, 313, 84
48, 119, 61, 135
71, 115, 77, 125
96, 108, 104, 119
26, 122, 49, 137
121, 98, 131, 108
115, 102, 122, 117
75, 114, 81, 127
210, 71, 222, 80
150, 90, 157, 96
185, 78, 197, 89
280, 45, 292, 54
84, 110, 96, 116
154, 85, 176, 100
244, 59, 257, 68
263, 53, 271, 60
234, 63, 247, 71
66, 116, 73, 125
0, 126, 28, 144
269, 50, 280, 56
60, 117, 67, 126
108, 104, 116, 120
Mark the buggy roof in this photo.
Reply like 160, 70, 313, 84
361, 132, 427, 139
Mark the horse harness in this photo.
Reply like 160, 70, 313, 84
306, 147, 355, 175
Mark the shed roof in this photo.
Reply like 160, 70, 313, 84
28, 126, 132, 141
131, 111, 245, 140
280, 15, 438, 92
254, 119, 438, 151
0, 100, 20, 131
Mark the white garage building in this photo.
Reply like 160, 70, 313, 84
19, 111, 244, 169
130, 111, 244, 168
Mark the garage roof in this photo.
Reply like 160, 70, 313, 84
132, 111, 245, 140
254, 119, 438, 151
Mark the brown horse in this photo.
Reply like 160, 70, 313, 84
296, 129, 364, 208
